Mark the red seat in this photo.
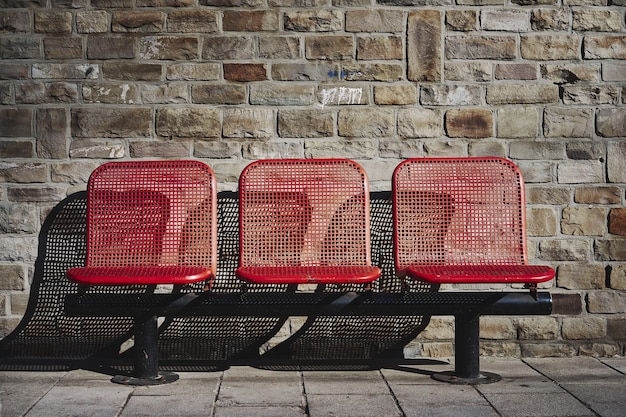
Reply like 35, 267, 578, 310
236, 158, 381, 285
67, 160, 217, 287
393, 157, 554, 285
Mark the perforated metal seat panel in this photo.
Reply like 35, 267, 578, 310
393, 157, 555, 284
236, 159, 382, 284
67, 160, 217, 286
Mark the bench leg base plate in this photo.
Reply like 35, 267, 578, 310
111, 372, 179, 386
431, 371, 501, 385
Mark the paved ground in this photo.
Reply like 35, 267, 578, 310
0, 356, 624, 417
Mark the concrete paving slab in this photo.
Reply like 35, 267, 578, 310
121, 393, 212, 417
560, 382, 626, 417
602, 357, 626, 374
214, 405, 307, 417
302, 370, 389, 395
217, 367, 304, 407
483, 391, 595, 417
0, 371, 65, 417
525, 357, 625, 384
476, 359, 564, 394
390, 384, 499, 417
25, 384, 132, 417
307, 393, 402, 417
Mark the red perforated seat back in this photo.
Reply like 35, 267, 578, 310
85, 160, 217, 275
393, 157, 529, 273
238, 159, 373, 269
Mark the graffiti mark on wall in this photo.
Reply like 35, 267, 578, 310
320, 87, 363, 107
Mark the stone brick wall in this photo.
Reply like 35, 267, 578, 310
1, 1, 625, 358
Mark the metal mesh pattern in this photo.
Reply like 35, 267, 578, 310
237, 159, 381, 284
67, 160, 217, 286
393, 157, 554, 284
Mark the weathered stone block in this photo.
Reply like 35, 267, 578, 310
423, 140, 466, 157
259, 36, 300, 59
33, 64, 99, 80
421, 85, 482, 106
71, 107, 151, 138
223, 108, 274, 139
51, 161, 99, 184
597, 108, 626, 138
0, 142, 34, 158
357, 36, 402, 60
192, 84, 245, 105
531, 8, 569, 31
538, 239, 590, 261
283, 10, 342, 32
141, 83, 188, 104
374, 84, 416, 105
203, 36, 255, 60
521, 34, 580, 60
468, 141, 506, 157
486, 84, 558, 104
343, 64, 402, 81
102, 63, 161, 81
408, 10, 442, 82
167, 63, 220, 81
397, 108, 441, 138
0, 11, 30, 33
481, 9, 529, 31
517, 317, 558, 340
87, 37, 135, 59
562, 207, 607, 236
527, 207, 557, 237
587, 291, 626, 314
0, 264, 25, 290
83, 83, 139, 104
346, 9, 403, 32
610, 265, 626, 291
304, 140, 377, 159
0, 108, 32, 137
575, 186, 621, 205
167, 10, 217, 33
516, 161, 553, 183
557, 264, 605, 290
194, 141, 241, 159
0, 203, 38, 234
607, 141, 626, 183
540, 63, 600, 83
445, 62, 491, 81
224, 63, 267, 82
544, 108, 593, 138
272, 63, 339, 81
595, 240, 626, 261
243, 142, 302, 160
379, 140, 423, 159
446, 35, 516, 60
0, 38, 40, 60
0, 64, 29, 80
573, 10, 622, 32
69, 139, 125, 159
139, 36, 199, 60
445, 108, 492, 138
602, 63, 626, 81
609, 208, 626, 236
480, 317, 516, 339
16, 82, 80, 104
7, 186, 66, 203
563, 85, 618, 105
223, 10, 279, 31
338, 108, 394, 138
37, 108, 67, 159
584, 35, 626, 59
557, 161, 603, 184
44, 38, 83, 59
278, 110, 335, 138
129, 141, 191, 158
495, 63, 537, 80
34, 11, 72, 34
76, 11, 109, 33
250, 84, 314, 106
156, 107, 220, 138
562, 317, 606, 340
112, 10, 164, 32
446, 9, 476, 31
497, 107, 539, 138
527, 186, 570, 205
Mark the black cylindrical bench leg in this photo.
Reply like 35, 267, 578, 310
431, 313, 502, 384
111, 315, 179, 386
